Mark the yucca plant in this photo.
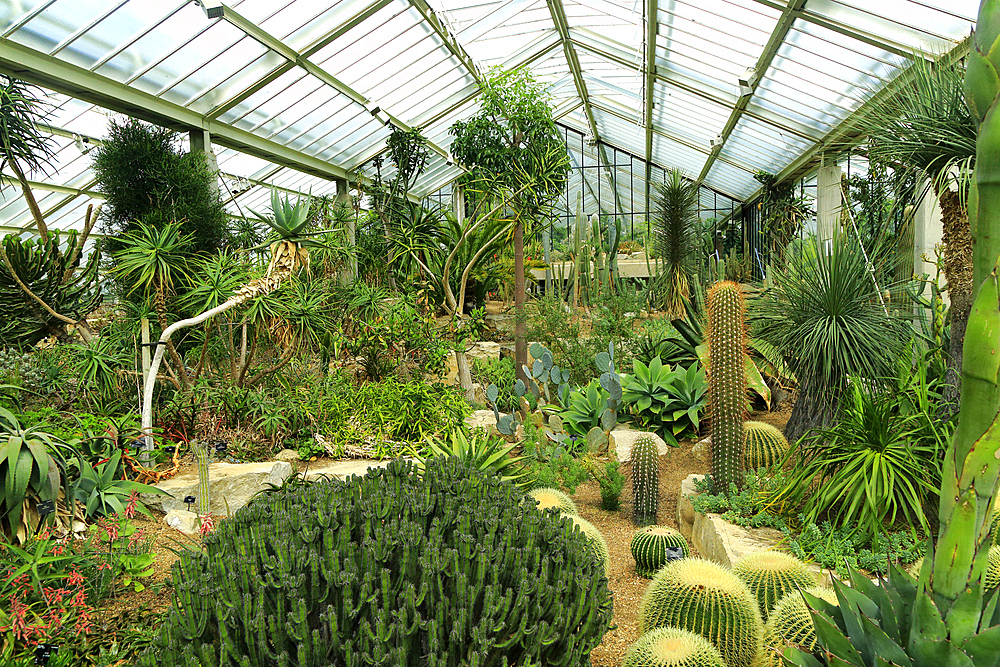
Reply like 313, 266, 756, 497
653, 169, 699, 318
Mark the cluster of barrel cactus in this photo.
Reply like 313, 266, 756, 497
759, 586, 839, 667
731, 551, 815, 620
630, 525, 690, 577
529, 487, 578, 514
706, 281, 748, 492
141, 458, 613, 666
741, 421, 788, 471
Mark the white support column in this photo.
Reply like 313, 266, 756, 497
335, 177, 355, 285
913, 178, 947, 305
189, 129, 220, 197
816, 164, 842, 248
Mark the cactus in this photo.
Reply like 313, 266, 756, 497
742, 421, 788, 471
594, 342, 623, 435
562, 511, 610, 575
142, 458, 613, 666
640, 558, 763, 667
623, 627, 726, 667
631, 525, 690, 577
706, 281, 748, 492
732, 551, 815, 620
632, 434, 660, 526
987, 544, 1000, 589
529, 487, 578, 514
191, 440, 211, 517
759, 586, 839, 667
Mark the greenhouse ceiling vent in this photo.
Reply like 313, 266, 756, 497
738, 68, 758, 98
198, 0, 224, 19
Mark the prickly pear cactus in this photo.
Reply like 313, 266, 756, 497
630, 525, 690, 578
639, 558, 762, 667
706, 281, 748, 492
732, 551, 815, 620
742, 421, 788, 471
632, 434, 660, 525
562, 511, 610, 575
529, 487, 578, 515
760, 586, 839, 667
623, 627, 726, 667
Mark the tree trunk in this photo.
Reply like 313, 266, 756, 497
514, 221, 527, 384
783, 385, 837, 444
455, 350, 475, 402
938, 187, 974, 416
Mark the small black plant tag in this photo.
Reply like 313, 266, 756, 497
664, 546, 685, 562
214, 441, 228, 454
35, 643, 58, 665
164, 445, 176, 454
184, 496, 196, 511
36, 500, 55, 516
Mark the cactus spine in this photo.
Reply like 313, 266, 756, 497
562, 512, 610, 575
760, 586, 839, 667
632, 434, 660, 525
623, 627, 726, 667
732, 551, 815, 620
631, 525, 690, 577
529, 487, 578, 514
640, 558, 763, 667
742, 421, 788, 471
706, 281, 748, 492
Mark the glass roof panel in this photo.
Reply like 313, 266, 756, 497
720, 115, 814, 175
436, 0, 555, 65
804, 0, 978, 52
650, 134, 708, 177
651, 80, 730, 147
704, 159, 758, 200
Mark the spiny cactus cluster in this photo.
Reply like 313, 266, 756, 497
562, 512, 610, 575
759, 586, 839, 667
988, 544, 1000, 589
639, 558, 762, 667
631, 525, 690, 578
706, 281, 747, 492
742, 421, 788, 471
732, 551, 815, 620
529, 487, 579, 514
623, 627, 726, 667
141, 458, 613, 667
632, 434, 660, 525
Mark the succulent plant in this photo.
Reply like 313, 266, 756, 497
631, 525, 690, 578
141, 458, 613, 666
759, 586, 839, 667
706, 281, 747, 491
562, 511, 610, 575
632, 434, 660, 525
987, 544, 1000, 589
732, 551, 815, 620
529, 487, 578, 514
742, 421, 788, 471
623, 627, 726, 667
640, 558, 763, 667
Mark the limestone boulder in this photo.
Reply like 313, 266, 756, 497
690, 435, 710, 463
165, 509, 199, 535
143, 461, 293, 516
275, 449, 300, 462
465, 409, 498, 432
610, 424, 669, 462
299, 458, 393, 483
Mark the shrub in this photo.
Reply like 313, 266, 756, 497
623, 627, 726, 667
639, 558, 762, 667
731, 551, 815, 620
142, 458, 613, 666
471, 356, 517, 411
592, 460, 625, 510
630, 525, 690, 577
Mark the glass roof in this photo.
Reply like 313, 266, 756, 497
0, 0, 980, 233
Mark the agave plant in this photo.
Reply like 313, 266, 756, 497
412, 428, 530, 489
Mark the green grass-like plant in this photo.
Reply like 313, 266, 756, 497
630, 525, 690, 577
731, 551, 815, 620
623, 627, 726, 667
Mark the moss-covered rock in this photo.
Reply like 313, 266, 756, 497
631, 525, 690, 578
623, 627, 726, 667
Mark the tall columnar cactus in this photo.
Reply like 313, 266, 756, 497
623, 627, 726, 667
631, 525, 690, 578
142, 458, 613, 666
731, 551, 815, 620
742, 421, 789, 471
529, 487, 578, 514
562, 512, 610, 575
632, 434, 660, 525
706, 281, 748, 492
760, 586, 839, 667
192, 440, 211, 517
640, 558, 763, 667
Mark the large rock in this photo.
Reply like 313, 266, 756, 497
690, 436, 710, 463
465, 409, 498, 432
610, 424, 669, 462
143, 461, 293, 516
164, 509, 199, 535
299, 458, 393, 483
677, 473, 702, 541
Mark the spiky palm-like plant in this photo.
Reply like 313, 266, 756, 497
653, 169, 699, 318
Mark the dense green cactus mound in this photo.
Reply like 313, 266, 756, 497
640, 558, 762, 667
742, 421, 788, 471
562, 511, 610, 575
631, 525, 690, 577
623, 627, 726, 667
760, 586, 839, 667
732, 551, 815, 619
633, 433, 660, 525
141, 458, 613, 667
529, 486, 579, 514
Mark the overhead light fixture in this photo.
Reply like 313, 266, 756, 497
583, 133, 597, 147
367, 105, 390, 126
73, 134, 92, 154
709, 134, 724, 150
199, 0, 224, 19
738, 67, 758, 97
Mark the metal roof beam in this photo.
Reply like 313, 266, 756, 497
643, 0, 658, 224
0, 175, 102, 199
696, 0, 807, 185
408, 0, 482, 84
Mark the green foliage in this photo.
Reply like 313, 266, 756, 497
0, 75, 57, 180
623, 627, 726, 667
92, 117, 229, 257
528, 486, 578, 514
250, 188, 313, 242
783, 519, 922, 577
652, 169, 700, 318
759, 586, 838, 667
562, 379, 610, 436
352, 379, 469, 442
0, 231, 102, 346
690, 471, 788, 530
112, 221, 193, 298
639, 558, 763, 667
632, 434, 660, 525
742, 421, 788, 471
731, 551, 815, 620
622, 356, 707, 444
414, 428, 529, 489
143, 458, 613, 666
592, 460, 625, 511
706, 280, 747, 492
472, 356, 518, 411
525, 442, 590, 493
630, 525, 690, 578
73, 450, 164, 519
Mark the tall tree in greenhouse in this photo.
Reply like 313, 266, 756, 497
450, 67, 569, 381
